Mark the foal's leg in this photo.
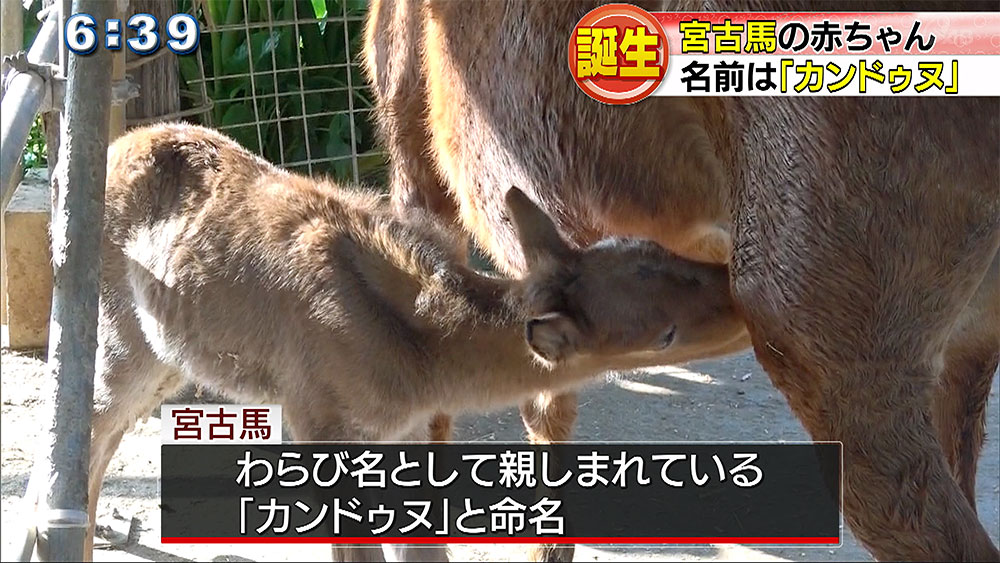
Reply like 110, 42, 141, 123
380, 422, 449, 562
281, 403, 389, 563
519, 391, 578, 562
85, 296, 182, 560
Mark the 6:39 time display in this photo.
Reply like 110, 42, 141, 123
64, 13, 200, 56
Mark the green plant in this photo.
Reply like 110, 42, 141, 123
178, 0, 386, 185
22, 116, 48, 171
19, 2, 47, 171
17, 1, 384, 184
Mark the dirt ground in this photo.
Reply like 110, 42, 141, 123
2, 347, 998, 562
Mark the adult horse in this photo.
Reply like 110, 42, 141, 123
363, 1, 1000, 560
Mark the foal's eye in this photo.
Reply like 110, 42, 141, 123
653, 325, 677, 349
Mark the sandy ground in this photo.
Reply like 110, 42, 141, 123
2, 347, 998, 562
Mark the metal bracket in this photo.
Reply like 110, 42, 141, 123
2, 51, 140, 113
1, 51, 60, 112
2, 51, 58, 85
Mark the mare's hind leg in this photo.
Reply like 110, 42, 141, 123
364, 0, 465, 451
730, 157, 1000, 559
933, 250, 999, 510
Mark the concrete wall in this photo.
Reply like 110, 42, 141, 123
3, 169, 52, 349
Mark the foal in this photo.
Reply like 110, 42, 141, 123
86, 123, 746, 560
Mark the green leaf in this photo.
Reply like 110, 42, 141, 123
296, 0, 327, 67
204, 0, 225, 25
311, 0, 327, 19
21, 116, 47, 171
254, 30, 283, 70
324, 113, 361, 158
22, 2, 42, 49
220, 103, 257, 127
164, 0, 386, 183
179, 56, 200, 85
220, 1, 245, 59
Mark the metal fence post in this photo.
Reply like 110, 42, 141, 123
34, 0, 114, 559
0, 11, 59, 211
1, 0, 24, 329
0, 0, 23, 98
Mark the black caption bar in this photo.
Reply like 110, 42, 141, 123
161, 443, 841, 544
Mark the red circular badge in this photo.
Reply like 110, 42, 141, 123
568, 4, 669, 104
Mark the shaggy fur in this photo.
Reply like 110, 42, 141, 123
362, 1, 1000, 560
87, 123, 747, 562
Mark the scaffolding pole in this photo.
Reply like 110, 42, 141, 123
1, 0, 25, 329
0, 10, 59, 211
34, 0, 115, 559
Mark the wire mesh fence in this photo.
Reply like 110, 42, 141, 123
176, 0, 386, 185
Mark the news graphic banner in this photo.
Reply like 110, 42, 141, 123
160, 438, 842, 545
568, 5, 1000, 102
162, 404, 283, 445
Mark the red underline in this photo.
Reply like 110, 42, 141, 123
162, 536, 840, 545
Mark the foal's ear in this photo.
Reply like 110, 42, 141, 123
525, 312, 582, 365
505, 187, 572, 268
